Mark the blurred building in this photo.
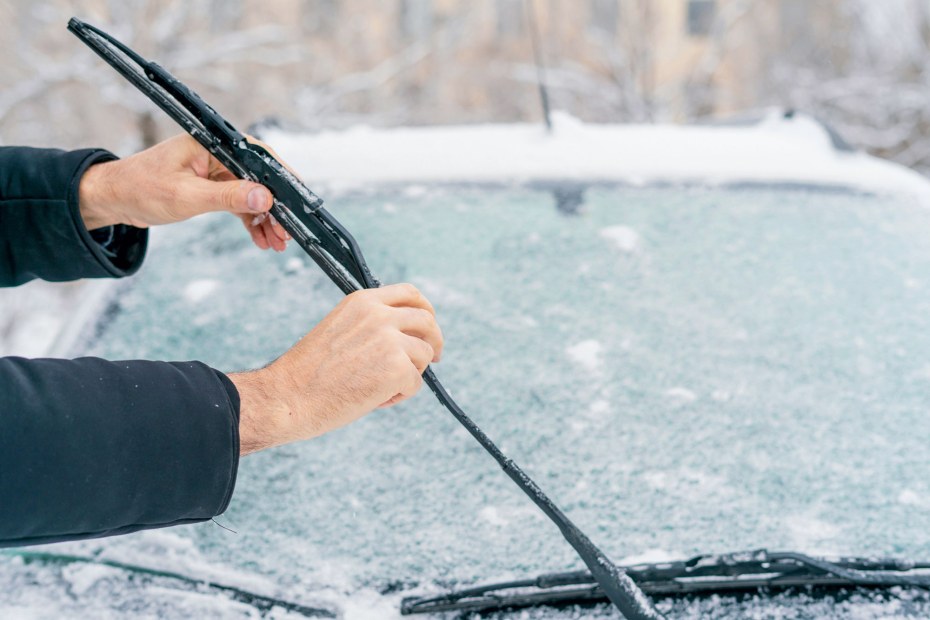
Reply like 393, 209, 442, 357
0, 0, 850, 153
6, 0, 930, 354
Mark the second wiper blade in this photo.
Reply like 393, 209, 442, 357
401, 549, 930, 615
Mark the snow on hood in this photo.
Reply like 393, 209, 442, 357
264, 110, 930, 201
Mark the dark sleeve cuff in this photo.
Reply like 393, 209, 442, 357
88, 223, 148, 273
0, 147, 148, 286
0, 357, 240, 547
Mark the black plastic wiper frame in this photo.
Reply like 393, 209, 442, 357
401, 549, 930, 615
68, 19, 372, 294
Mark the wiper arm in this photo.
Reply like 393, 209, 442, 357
67, 18, 662, 620
400, 549, 930, 615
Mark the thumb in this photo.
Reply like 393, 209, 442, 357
190, 177, 273, 216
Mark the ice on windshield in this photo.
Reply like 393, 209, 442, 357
3, 184, 930, 618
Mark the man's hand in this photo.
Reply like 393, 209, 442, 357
78, 134, 291, 251
230, 284, 444, 456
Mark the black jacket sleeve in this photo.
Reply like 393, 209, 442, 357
0, 146, 147, 286
0, 357, 240, 547
0, 148, 240, 546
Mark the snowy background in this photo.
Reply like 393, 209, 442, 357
5, 2, 930, 619
6, 0, 930, 353
7, 0, 930, 354
3, 0, 930, 169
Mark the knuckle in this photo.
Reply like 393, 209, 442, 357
419, 338, 435, 361
381, 324, 400, 343
344, 290, 365, 305
369, 308, 394, 333
413, 307, 433, 325
346, 289, 378, 311
392, 351, 412, 374
348, 288, 372, 301
374, 329, 397, 353
424, 315, 442, 341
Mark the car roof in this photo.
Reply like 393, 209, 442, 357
264, 110, 930, 201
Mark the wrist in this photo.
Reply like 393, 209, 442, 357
229, 369, 292, 456
78, 159, 123, 230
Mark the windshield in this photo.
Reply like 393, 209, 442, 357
3, 184, 930, 618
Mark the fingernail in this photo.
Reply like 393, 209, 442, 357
248, 187, 270, 212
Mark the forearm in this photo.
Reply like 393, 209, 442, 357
0, 357, 238, 547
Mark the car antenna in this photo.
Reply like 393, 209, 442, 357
524, 0, 553, 132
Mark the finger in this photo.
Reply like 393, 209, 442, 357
261, 217, 287, 252
210, 169, 237, 183
371, 283, 435, 315
400, 333, 435, 374
189, 177, 273, 216
401, 364, 425, 395
253, 224, 271, 250
269, 213, 290, 242
378, 393, 410, 408
241, 214, 270, 250
377, 360, 424, 409
395, 308, 444, 362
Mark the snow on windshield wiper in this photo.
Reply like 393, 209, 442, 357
400, 549, 930, 615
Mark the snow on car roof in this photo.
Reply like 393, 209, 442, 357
265, 110, 930, 200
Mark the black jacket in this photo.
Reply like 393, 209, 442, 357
0, 147, 240, 547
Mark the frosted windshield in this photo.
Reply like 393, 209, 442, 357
3, 184, 930, 618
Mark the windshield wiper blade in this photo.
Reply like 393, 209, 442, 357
400, 549, 930, 615
68, 18, 663, 620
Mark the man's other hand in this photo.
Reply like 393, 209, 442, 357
78, 134, 291, 251
230, 284, 444, 456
